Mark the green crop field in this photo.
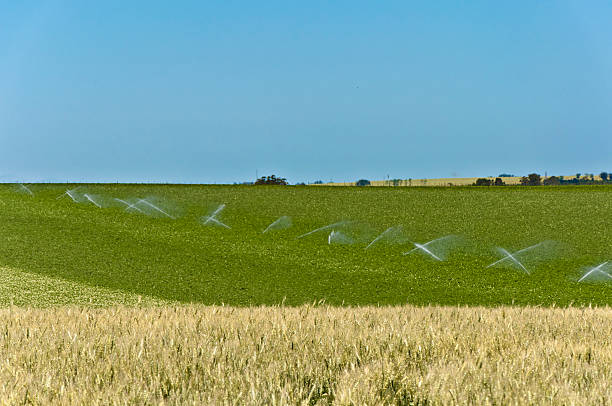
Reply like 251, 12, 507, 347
0, 184, 610, 307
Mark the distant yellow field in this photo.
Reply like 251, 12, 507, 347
314, 174, 598, 186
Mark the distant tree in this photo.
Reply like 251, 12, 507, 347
521, 173, 541, 186
543, 176, 561, 186
474, 178, 492, 186
255, 175, 288, 185
575, 173, 581, 180
391, 179, 402, 187
312, 180, 324, 184
498, 173, 515, 177
494, 177, 505, 186
355, 179, 371, 186
295, 182, 306, 186
601, 172, 609, 181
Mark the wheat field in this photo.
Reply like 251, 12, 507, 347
0, 305, 610, 405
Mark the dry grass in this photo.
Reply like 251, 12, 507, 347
1, 305, 611, 405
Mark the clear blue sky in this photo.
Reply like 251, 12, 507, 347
1, 1, 611, 184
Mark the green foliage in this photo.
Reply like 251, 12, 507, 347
355, 179, 371, 186
520, 173, 542, 186
543, 176, 561, 186
255, 175, 288, 185
0, 184, 611, 307
473, 178, 492, 186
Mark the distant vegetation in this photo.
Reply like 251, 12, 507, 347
473, 177, 505, 186
520, 173, 542, 186
355, 179, 371, 186
518, 172, 612, 186
472, 171, 612, 187
254, 175, 288, 185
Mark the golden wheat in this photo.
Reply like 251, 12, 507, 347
0, 305, 610, 405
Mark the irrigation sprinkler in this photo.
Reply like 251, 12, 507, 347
206, 216, 231, 229
202, 204, 230, 228
262, 216, 292, 234
114, 198, 145, 214
57, 187, 81, 202
328, 230, 353, 245
18, 184, 33, 195
403, 235, 456, 261
83, 194, 102, 208
496, 248, 529, 274
486, 242, 546, 274
578, 261, 612, 283
297, 221, 350, 239
365, 226, 404, 250
137, 199, 175, 219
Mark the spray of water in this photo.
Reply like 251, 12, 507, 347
18, 184, 33, 195
403, 235, 457, 261
262, 216, 292, 233
328, 230, 353, 245
83, 194, 102, 208
57, 187, 81, 202
487, 242, 543, 269
114, 198, 145, 214
365, 226, 405, 249
206, 216, 231, 229
202, 204, 230, 228
486, 241, 557, 274
496, 247, 530, 274
578, 261, 612, 283
137, 199, 175, 219
297, 221, 350, 239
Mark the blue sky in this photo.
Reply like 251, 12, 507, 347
1, 1, 611, 184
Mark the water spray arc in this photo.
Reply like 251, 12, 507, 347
328, 230, 353, 245
202, 204, 230, 228
403, 235, 456, 261
57, 187, 81, 203
262, 216, 292, 234
365, 226, 403, 250
114, 198, 145, 214
137, 199, 175, 219
84, 194, 102, 208
578, 261, 612, 282
487, 242, 545, 274
496, 248, 529, 274
297, 221, 350, 239
18, 184, 33, 195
